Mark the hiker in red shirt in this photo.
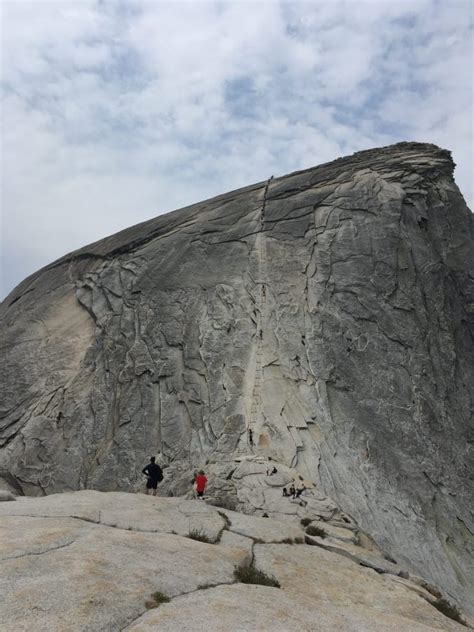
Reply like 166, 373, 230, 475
195, 470, 208, 499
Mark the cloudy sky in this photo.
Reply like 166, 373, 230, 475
1, 0, 473, 299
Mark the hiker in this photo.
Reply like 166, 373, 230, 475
289, 484, 296, 498
194, 469, 208, 499
296, 484, 308, 506
248, 427, 254, 447
266, 457, 277, 476
295, 484, 306, 498
282, 487, 289, 497
142, 456, 163, 496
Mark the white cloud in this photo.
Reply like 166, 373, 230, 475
1, 0, 472, 298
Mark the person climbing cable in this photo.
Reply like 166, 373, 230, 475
194, 470, 208, 499
142, 456, 163, 496
248, 427, 254, 447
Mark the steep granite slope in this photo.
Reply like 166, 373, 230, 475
1, 142, 473, 614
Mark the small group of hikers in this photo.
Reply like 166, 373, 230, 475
142, 457, 208, 499
264, 457, 308, 506
283, 478, 308, 507
142, 455, 306, 505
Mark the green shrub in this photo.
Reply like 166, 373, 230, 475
149, 591, 170, 607
432, 598, 466, 626
197, 583, 215, 590
306, 524, 327, 538
234, 565, 280, 588
187, 528, 219, 544
217, 511, 232, 529
300, 518, 312, 527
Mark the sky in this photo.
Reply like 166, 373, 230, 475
1, 0, 473, 299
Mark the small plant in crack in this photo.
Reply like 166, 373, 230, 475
306, 525, 327, 538
146, 591, 170, 609
234, 564, 280, 588
268, 537, 305, 545
197, 583, 216, 590
217, 511, 232, 529
432, 598, 466, 626
187, 528, 220, 544
300, 518, 312, 527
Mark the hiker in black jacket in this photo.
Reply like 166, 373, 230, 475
142, 457, 163, 496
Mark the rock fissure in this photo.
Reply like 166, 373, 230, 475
1, 538, 77, 561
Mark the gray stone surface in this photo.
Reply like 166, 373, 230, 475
126, 582, 462, 632
0, 494, 244, 632
0, 491, 469, 632
1, 142, 473, 614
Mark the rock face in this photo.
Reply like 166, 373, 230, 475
1, 142, 473, 615
0, 490, 469, 631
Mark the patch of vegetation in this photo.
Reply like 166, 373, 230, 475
383, 552, 397, 564
234, 565, 280, 588
197, 583, 216, 590
253, 537, 266, 544
217, 511, 232, 529
300, 518, 312, 527
147, 591, 170, 608
306, 524, 327, 538
432, 598, 466, 626
187, 528, 220, 544
420, 581, 442, 599
277, 537, 305, 545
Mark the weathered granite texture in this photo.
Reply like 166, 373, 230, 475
0, 491, 469, 631
1, 142, 473, 614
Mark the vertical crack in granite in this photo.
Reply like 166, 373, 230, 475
244, 175, 274, 455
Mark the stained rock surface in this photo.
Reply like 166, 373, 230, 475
1, 142, 473, 615
0, 490, 469, 632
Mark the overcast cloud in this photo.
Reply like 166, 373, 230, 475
1, 0, 473, 298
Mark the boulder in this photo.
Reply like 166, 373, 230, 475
0, 490, 16, 502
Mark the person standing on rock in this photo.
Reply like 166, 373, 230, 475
296, 484, 307, 507
142, 456, 163, 496
194, 470, 208, 499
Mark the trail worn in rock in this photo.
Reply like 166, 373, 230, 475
1, 142, 473, 615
